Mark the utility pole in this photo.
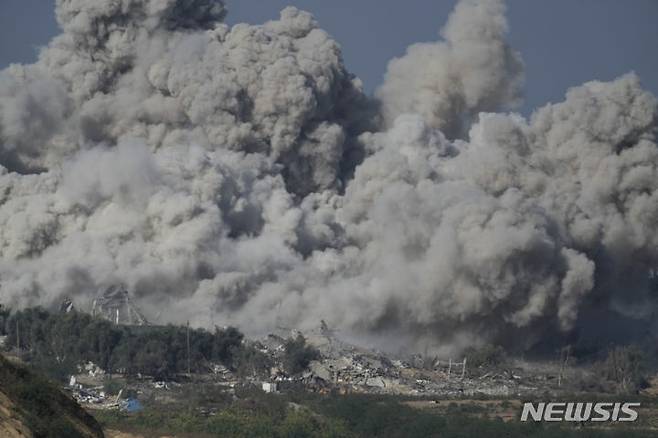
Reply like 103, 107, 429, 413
558, 346, 570, 387
186, 320, 191, 376
461, 357, 467, 379
16, 319, 19, 359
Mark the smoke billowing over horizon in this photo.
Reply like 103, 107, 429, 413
1, 0, 657, 355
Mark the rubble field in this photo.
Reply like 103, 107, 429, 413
68, 327, 617, 416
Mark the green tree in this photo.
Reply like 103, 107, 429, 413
213, 326, 244, 366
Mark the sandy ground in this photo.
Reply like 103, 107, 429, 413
0, 391, 32, 438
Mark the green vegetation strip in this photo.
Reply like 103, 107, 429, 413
93, 392, 658, 438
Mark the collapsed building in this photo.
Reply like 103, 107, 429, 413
250, 327, 542, 398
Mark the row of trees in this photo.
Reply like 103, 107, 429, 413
1, 306, 321, 382
2, 307, 244, 380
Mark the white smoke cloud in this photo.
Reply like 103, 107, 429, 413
0, 0, 657, 354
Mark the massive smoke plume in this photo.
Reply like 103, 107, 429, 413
1, 0, 657, 354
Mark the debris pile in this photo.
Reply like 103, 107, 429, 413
79, 361, 105, 378
254, 328, 553, 398
54, 326, 590, 413
67, 376, 114, 407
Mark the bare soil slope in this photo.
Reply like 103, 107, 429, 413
0, 355, 104, 438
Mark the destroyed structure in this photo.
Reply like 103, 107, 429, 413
249, 327, 544, 398
91, 285, 149, 326
55, 320, 596, 420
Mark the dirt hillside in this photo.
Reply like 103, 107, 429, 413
0, 355, 104, 438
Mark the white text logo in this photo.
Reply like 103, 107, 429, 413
520, 402, 639, 422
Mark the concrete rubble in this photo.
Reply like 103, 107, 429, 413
253, 328, 550, 398
58, 327, 581, 414
79, 361, 106, 378
67, 376, 115, 408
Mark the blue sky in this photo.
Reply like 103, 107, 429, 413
1, 0, 656, 115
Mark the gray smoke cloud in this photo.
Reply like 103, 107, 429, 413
376, 0, 524, 139
1, 0, 657, 355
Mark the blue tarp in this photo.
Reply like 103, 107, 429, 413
124, 398, 143, 413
